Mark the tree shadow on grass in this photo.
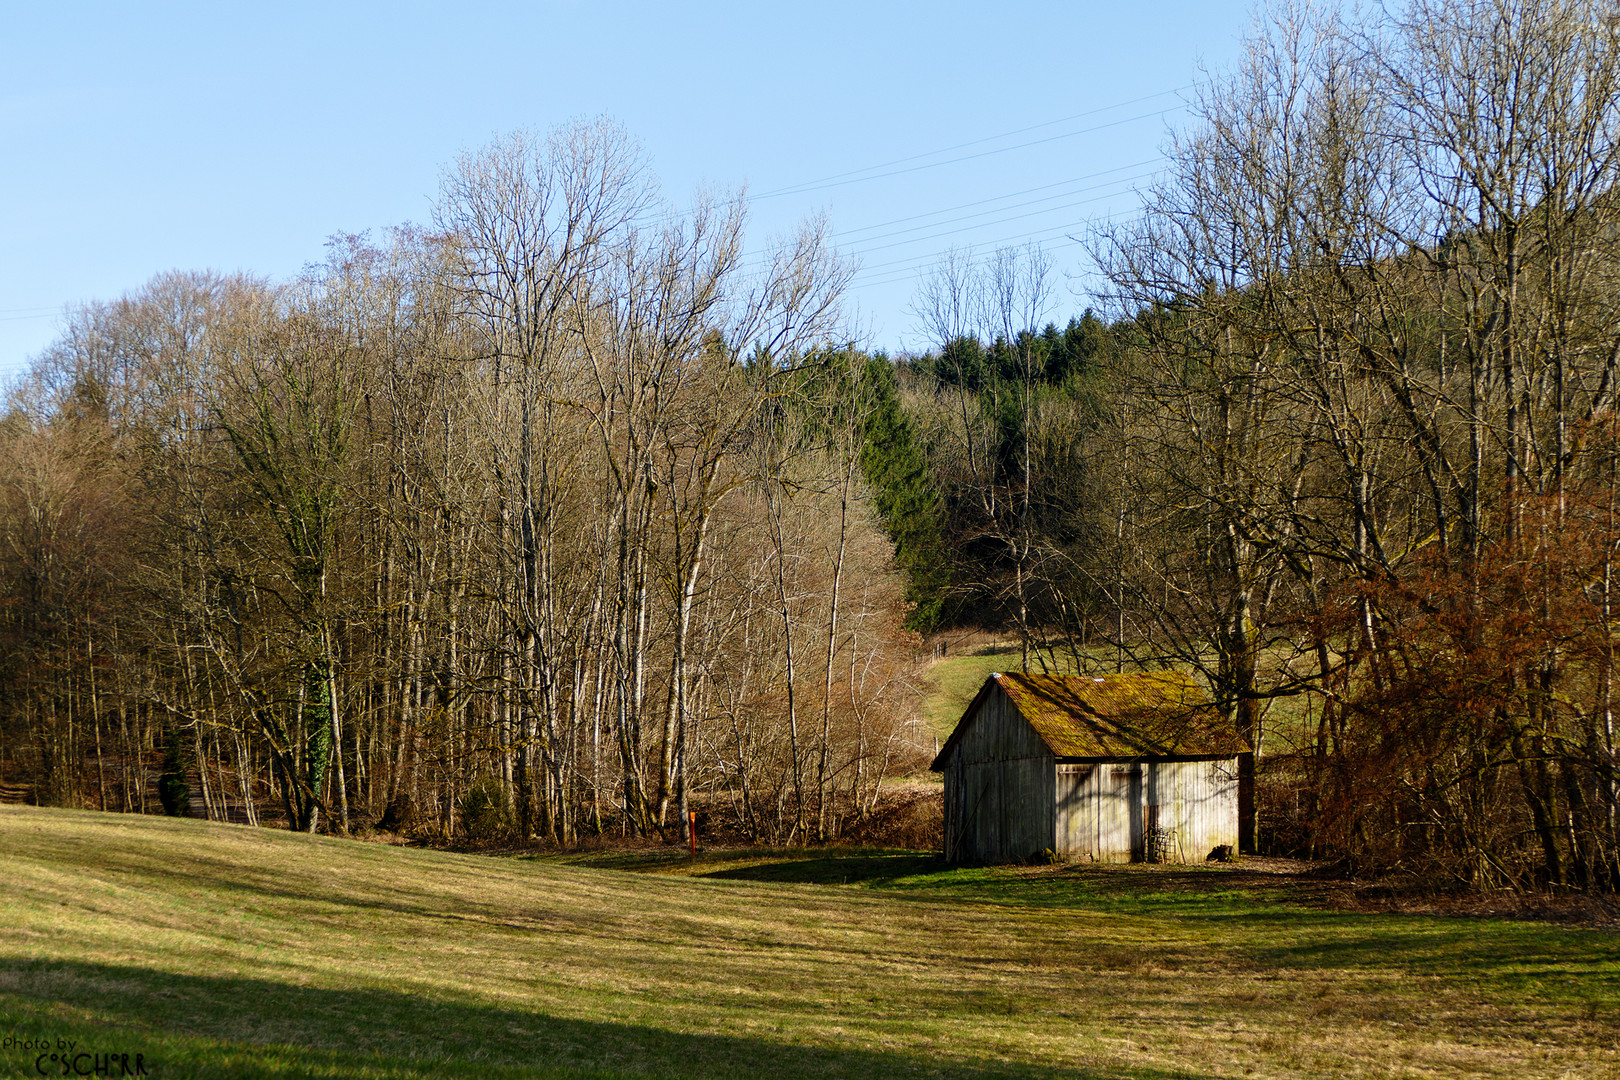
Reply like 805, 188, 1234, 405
698, 854, 946, 887
691, 856, 1620, 996
0, 959, 1199, 1080
537, 848, 943, 881
1249, 925, 1620, 987
695, 855, 1305, 916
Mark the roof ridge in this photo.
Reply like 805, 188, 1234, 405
938, 670, 1245, 765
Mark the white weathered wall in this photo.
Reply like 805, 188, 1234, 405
1054, 763, 1140, 863
1055, 758, 1237, 863
1151, 759, 1239, 862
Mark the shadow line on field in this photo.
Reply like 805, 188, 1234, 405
0, 958, 1199, 1080
697, 853, 947, 887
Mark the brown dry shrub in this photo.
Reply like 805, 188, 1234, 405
843, 790, 943, 850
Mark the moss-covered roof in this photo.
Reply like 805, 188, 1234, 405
934, 672, 1249, 768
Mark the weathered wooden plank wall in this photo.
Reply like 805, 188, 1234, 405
1055, 763, 1137, 862
942, 686, 1055, 863
1153, 759, 1238, 862
1055, 758, 1238, 863
1055, 764, 1098, 858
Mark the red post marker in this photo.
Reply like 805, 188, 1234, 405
688, 810, 697, 857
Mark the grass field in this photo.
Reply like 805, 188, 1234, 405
3, 807, 1618, 1079
919, 641, 1094, 740
919, 647, 1014, 740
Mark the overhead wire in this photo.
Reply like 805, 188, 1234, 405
623, 83, 1185, 235
834, 170, 1158, 259
827, 159, 1159, 240
7, 86, 1188, 358
750, 86, 1191, 199
850, 206, 1152, 292
704, 85, 1187, 298
752, 105, 1181, 200
724, 162, 1159, 277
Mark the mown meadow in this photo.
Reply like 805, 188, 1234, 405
2, 806, 1616, 1079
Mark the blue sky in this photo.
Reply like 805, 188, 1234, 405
0, 2, 1254, 383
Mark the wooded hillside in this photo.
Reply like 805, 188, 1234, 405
8, 1, 1620, 893
0, 124, 928, 845
892, 0, 1620, 891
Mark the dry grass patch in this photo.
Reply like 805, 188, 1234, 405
3, 807, 1619, 1079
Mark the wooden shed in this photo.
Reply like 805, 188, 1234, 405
931, 672, 1249, 865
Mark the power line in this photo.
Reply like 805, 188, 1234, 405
727, 162, 1162, 275
9, 87, 1188, 352
754, 106, 1183, 200
850, 207, 1149, 292
828, 159, 1159, 240
623, 84, 1186, 232
829, 177, 1156, 278
834, 171, 1156, 258
750, 86, 1191, 200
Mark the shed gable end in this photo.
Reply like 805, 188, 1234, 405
939, 683, 1054, 768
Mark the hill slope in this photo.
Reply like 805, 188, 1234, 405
2, 807, 1617, 1079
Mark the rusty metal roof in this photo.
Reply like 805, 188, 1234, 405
932, 671, 1249, 769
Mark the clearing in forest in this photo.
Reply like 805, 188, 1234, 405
1, 806, 1616, 1079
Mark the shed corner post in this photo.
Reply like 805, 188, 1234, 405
1238, 751, 1256, 855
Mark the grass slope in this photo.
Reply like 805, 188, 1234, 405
919, 651, 1005, 740
920, 646, 1045, 740
3, 807, 1618, 1079
917, 644, 1134, 742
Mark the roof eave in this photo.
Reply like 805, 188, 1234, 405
1054, 751, 1246, 764
928, 674, 1005, 771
